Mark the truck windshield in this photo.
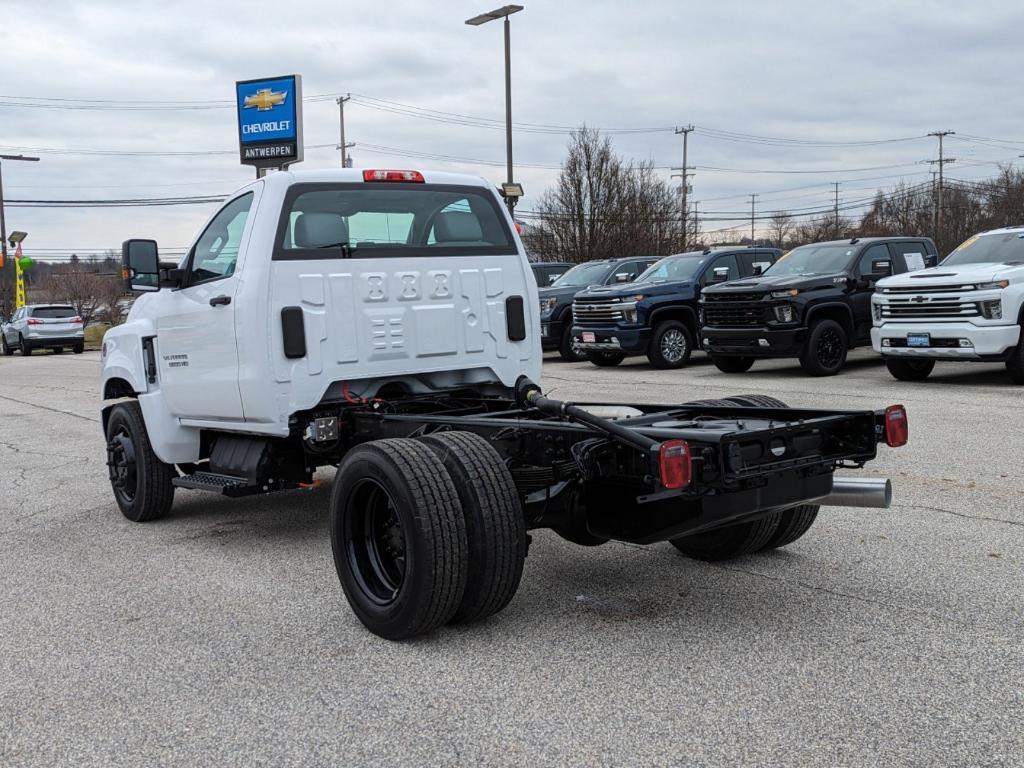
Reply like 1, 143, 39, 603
637, 255, 704, 283
276, 183, 516, 259
943, 232, 1024, 266
551, 262, 612, 288
765, 243, 855, 277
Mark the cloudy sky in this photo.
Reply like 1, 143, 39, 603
4, 0, 1024, 260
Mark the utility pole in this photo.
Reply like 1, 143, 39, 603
0, 155, 41, 310
691, 200, 700, 247
674, 125, 694, 250
748, 194, 759, 245
928, 131, 955, 244
336, 95, 354, 168
930, 170, 939, 233
832, 182, 841, 238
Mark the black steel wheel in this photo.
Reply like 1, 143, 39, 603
711, 355, 755, 374
105, 401, 175, 522
799, 319, 847, 376
558, 322, 588, 362
647, 320, 693, 369
331, 439, 468, 640
420, 431, 527, 624
670, 513, 782, 561
885, 358, 935, 382
588, 351, 625, 367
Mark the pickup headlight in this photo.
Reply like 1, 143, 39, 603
976, 280, 1009, 291
622, 306, 638, 324
872, 303, 882, 322
540, 297, 558, 315
980, 299, 1003, 319
770, 289, 799, 299
772, 304, 795, 323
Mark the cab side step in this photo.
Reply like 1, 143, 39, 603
171, 471, 259, 497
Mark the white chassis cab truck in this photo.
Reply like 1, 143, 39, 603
871, 226, 1024, 383
102, 168, 906, 640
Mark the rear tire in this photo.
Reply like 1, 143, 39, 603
73, 343, 85, 354
720, 394, 786, 408
420, 431, 527, 625
647, 320, 693, 369
52, 347, 63, 355
105, 401, 176, 522
1005, 330, 1024, 384
558, 322, 588, 362
330, 439, 468, 640
670, 513, 782, 561
711, 355, 755, 373
19, 335, 31, 356
885, 358, 935, 381
799, 319, 847, 376
758, 504, 820, 551
588, 352, 625, 367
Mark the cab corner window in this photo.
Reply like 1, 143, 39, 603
188, 192, 254, 284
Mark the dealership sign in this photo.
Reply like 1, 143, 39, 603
235, 74, 303, 170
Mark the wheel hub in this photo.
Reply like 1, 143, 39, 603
661, 329, 688, 363
106, 428, 138, 501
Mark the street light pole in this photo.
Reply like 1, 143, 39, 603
466, 5, 524, 216
0, 155, 41, 298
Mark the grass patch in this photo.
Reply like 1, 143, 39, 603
84, 324, 110, 350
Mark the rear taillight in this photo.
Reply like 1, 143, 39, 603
70, 316, 82, 325
884, 404, 908, 447
658, 439, 692, 490
26, 318, 42, 325
362, 169, 425, 183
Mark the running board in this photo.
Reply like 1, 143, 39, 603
172, 471, 260, 497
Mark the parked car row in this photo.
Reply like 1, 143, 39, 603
539, 227, 1024, 383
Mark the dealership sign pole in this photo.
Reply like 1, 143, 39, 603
235, 75, 304, 177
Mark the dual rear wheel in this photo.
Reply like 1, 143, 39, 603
331, 432, 527, 640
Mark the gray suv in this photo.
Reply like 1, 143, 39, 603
2, 304, 85, 356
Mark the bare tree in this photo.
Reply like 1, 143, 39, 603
37, 270, 108, 325
522, 127, 681, 262
768, 211, 795, 249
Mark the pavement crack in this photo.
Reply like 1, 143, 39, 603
902, 503, 1024, 529
0, 393, 99, 423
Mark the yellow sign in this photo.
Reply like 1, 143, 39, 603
243, 88, 287, 111
15, 252, 26, 309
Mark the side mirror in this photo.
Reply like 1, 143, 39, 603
752, 264, 764, 276
548, 274, 558, 285
868, 259, 892, 279
711, 266, 731, 283
614, 273, 631, 283
122, 239, 161, 293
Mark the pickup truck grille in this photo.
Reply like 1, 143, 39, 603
701, 294, 768, 327
573, 298, 625, 324
878, 297, 980, 321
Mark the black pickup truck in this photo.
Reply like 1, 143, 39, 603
572, 247, 781, 368
700, 236, 938, 376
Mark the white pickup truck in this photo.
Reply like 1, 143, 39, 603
101, 167, 904, 639
871, 226, 1024, 382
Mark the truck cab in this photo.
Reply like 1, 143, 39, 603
872, 226, 1024, 383
701, 237, 937, 376
102, 168, 539, 466
571, 247, 780, 369
539, 256, 658, 361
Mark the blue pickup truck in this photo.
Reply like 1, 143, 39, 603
539, 256, 659, 361
571, 246, 781, 368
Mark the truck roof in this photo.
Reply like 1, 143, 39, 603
975, 224, 1024, 237
258, 167, 496, 192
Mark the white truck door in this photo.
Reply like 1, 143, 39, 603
156, 191, 256, 421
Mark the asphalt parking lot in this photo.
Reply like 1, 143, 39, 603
1, 348, 1022, 766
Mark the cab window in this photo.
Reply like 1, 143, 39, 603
188, 193, 254, 284
857, 244, 891, 277
702, 254, 739, 285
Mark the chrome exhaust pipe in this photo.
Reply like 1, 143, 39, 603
814, 477, 892, 509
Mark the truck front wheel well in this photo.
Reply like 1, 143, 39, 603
104, 378, 137, 401
806, 305, 854, 340
650, 307, 698, 335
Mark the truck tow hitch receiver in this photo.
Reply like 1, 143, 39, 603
884, 404, 908, 448
658, 439, 692, 490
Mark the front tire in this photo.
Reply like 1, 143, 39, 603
799, 319, 847, 376
588, 351, 625, 367
105, 401, 176, 522
647, 320, 693, 369
886, 358, 935, 381
558, 323, 588, 362
420, 431, 527, 625
330, 439, 468, 640
711, 355, 755, 373
1005, 329, 1024, 384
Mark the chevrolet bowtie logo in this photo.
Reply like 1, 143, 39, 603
244, 88, 287, 111
912, 295, 929, 303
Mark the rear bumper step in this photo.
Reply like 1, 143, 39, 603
172, 471, 259, 497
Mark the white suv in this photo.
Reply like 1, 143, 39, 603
871, 226, 1024, 383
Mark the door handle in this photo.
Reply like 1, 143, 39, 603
209, 295, 231, 307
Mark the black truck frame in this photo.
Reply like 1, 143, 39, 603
105, 377, 904, 640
